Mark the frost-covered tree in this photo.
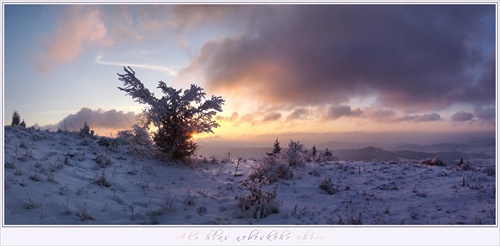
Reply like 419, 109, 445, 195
11, 110, 21, 126
117, 66, 224, 160
287, 140, 305, 167
117, 124, 152, 146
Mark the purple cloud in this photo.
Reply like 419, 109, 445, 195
451, 111, 475, 122
262, 112, 282, 122
474, 107, 495, 120
180, 5, 494, 113
326, 105, 362, 120
401, 113, 442, 122
286, 108, 310, 120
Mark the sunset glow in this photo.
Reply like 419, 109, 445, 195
3, 3, 496, 147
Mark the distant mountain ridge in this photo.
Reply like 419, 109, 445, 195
197, 145, 494, 164
391, 143, 471, 153
331, 146, 493, 163
319, 138, 495, 153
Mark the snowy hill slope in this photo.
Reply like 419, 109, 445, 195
3, 126, 497, 225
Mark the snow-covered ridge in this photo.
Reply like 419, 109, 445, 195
3, 126, 496, 225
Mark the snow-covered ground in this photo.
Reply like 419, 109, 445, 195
3, 126, 497, 226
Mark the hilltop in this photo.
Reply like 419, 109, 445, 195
3, 126, 496, 225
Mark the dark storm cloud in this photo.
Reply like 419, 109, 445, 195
473, 107, 495, 126
451, 111, 475, 122
181, 5, 495, 112
474, 107, 495, 120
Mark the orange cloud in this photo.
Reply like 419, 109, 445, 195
36, 5, 112, 71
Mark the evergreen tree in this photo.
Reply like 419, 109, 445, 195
20, 120, 26, 128
324, 148, 333, 161
267, 138, 282, 157
80, 121, 92, 137
11, 110, 21, 126
312, 145, 317, 158
117, 66, 224, 160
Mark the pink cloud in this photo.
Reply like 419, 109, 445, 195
36, 5, 112, 71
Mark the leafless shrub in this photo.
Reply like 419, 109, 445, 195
14, 168, 23, 176
19, 140, 29, 149
308, 168, 321, 177
95, 152, 112, 168
249, 158, 294, 184
420, 156, 445, 166
50, 158, 64, 171
482, 167, 495, 176
62, 196, 72, 215
319, 176, 340, 195
375, 181, 399, 190
437, 171, 449, 177
29, 172, 42, 182
184, 190, 196, 209
59, 184, 69, 196
159, 193, 177, 213
76, 202, 95, 221
5, 160, 17, 169
348, 212, 363, 225
94, 171, 112, 187
412, 186, 428, 197
234, 157, 243, 177
221, 152, 231, 163
291, 204, 312, 220
128, 204, 136, 220
237, 177, 281, 219
98, 137, 120, 149
21, 192, 40, 209
456, 158, 474, 171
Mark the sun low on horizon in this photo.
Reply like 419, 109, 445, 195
3, 3, 497, 147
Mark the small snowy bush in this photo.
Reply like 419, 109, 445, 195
420, 156, 445, 166
287, 140, 305, 167
97, 137, 120, 149
308, 168, 321, 177
237, 177, 280, 219
21, 192, 40, 209
482, 167, 495, 176
319, 176, 340, 195
249, 158, 293, 183
94, 171, 112, 187
456, 158, 474, 171
95, 152, 112, 168
76, 202, 95, 221
117, 124, 152, 146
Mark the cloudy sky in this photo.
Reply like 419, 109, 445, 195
3, 3, 496, 146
